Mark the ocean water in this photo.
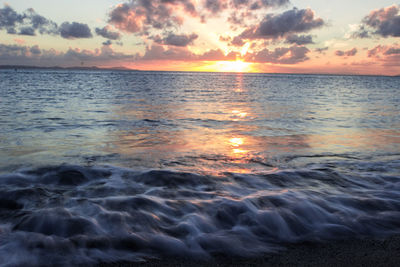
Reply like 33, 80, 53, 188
0, 69, 399, 265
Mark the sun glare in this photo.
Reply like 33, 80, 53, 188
218, 60, 252, 72
195, 60, 254, 73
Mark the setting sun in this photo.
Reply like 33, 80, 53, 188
219, 60, 252, 72
195, 60, 255, 73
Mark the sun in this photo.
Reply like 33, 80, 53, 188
195, 60, 254, 73
218, 60, 252, 72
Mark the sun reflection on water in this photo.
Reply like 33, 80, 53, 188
229, 137, 244, 147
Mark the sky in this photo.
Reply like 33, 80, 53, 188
0, 0, 399, 75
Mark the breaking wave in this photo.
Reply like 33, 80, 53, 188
0, 164, 399, 266
0, 165, 400, 266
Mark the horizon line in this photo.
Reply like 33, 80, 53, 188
1, 64, 398, 77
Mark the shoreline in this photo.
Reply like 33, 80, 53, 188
97, 235, 400, 267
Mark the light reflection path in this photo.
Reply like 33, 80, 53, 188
0, 70, 399, 174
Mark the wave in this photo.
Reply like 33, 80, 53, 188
0, 164, 399, 265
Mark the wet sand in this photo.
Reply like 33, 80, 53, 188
97, 235, 400, 267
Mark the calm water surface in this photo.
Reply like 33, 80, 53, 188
0, 69, 399, 265
1, 70, 399, 173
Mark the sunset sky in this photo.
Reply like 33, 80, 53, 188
0, 0, 399, 75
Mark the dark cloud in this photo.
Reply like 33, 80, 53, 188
285, 34, 314, 45
59, 22, 92, 39
384, 47, 400, 55
102, 40, 113, 46
363, 5, 400, 37
335, 48, 357, 57
367, 44, 400, 66
204, 0, 228, 14
0, 5, 24, 30
108, 0, 290, 35
0, 43, 133, 66
244, 45, 310, 64
206, 0, 290, 29
109, 1, 197, 34
136, 44, 238, 61
0, 5, 58, 36
25, 8, 58, 35
161, 0, 197, 15
139, 44, 196, 61
198, 49, 238, 61
204, 0, 289, 14
19, 27, 35, 36
368, 45, 400, 57
153, 33, 198, 47
0, 5, 94, 40
354, 5, 400, 38
242, 8, 324, 39
351, 25, 370, 39
30, 45, 41, 55
7, 27, 17, 34
230, 36, 246, 46
314, 47, 328, 54
0, 43, 29, 58
234, 8, 324, 46
95, 26, 121, 40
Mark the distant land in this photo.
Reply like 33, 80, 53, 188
0, 65, 137, 71
1, 65, 399, 77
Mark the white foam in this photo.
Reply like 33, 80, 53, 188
0, 164, 399, 265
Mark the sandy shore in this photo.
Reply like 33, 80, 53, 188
96, 235, 400, 267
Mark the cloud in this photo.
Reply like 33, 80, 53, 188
19, 27, 35, 36
204, 0, 289, 15
314, 47, 328, 54
138, 44, 196, 61
335, 48, 357, 57
237, 8, 324, 44
59, 22, 92, 39
384, 47, 400, 55
0, 43, 31, 59
0, 43, 133, 66
1, 5, 93, 39
204, 0, 228, 14
0, 5, 24, 31
135, 44, 238, 61
25, 8, 58, 35
108, 1, 197, 34
230, 36, 246, 46
108, 0, 290, 36
219, 35, 231, 42
95, 26, 121, 40
30, 45, 41, 55
102, 40, 113, 46
153, 33, 198, 47
244, 45, 310, 64
351, 25, 370, 39
285, 34, 314, 45
354, 5, 400, 38
198, 49, 238, 61
367, 44, 400, 66
368, 44, 400, 57
0, 5, 58, 36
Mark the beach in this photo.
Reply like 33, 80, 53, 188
98, 236, 400, 266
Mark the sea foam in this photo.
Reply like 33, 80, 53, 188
0, 164, 399, 265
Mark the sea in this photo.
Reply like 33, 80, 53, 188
0, 69, 399, 265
